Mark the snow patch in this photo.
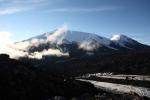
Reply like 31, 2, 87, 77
111, 34, 121, 41
78, 79, 150, 98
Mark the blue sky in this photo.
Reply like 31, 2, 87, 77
0, 0, 150, 45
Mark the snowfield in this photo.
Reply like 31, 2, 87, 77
79, 73, 150, 81
97, 75, 150, 81
77, 79, 150, 98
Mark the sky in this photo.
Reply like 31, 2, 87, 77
0, 0, 150, 45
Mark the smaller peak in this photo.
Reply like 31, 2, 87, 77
110, 34, 129, 41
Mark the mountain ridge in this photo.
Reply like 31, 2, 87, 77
13, 29, 150, 59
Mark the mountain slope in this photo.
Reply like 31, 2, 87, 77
14, 29, 150, 59
110, 34, 149, 50
15, 30, 115, 54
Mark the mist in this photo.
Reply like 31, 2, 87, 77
79, 40, 100, 51
0, 25, 70, 59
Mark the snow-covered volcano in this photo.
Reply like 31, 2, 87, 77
18, 29, 146, 50
12, 27, 149, 59
110, 34, 147, 49
26, 30, 111, 48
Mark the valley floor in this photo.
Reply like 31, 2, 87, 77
76, 73, 150, 99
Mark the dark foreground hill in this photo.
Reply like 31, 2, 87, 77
20, 49, 150, 77
0, 54, 97, 100
0, 54, 150, 100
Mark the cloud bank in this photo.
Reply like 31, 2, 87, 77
28, 49, 69, 59
0, 25, 69, 59
0, 31, 28, 58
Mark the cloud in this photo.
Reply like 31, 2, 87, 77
0, 0, 49, 16
7, 41, 69, 59
28, 49, 69, 59
0, 26, 69, 59
0, 1, 117, 15
47, 24, 68, 43
0, 7, 31, 16
79, 40, 100, 51
0, 0, 49, 4
0, 31, 28, 58
46, 7, 116, 13
11, 41, 30, 51
12, 24, 68, 51
0, 31, 12, 48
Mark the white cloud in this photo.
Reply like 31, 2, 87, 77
0, 31, 12, 47
29, 49, 69, 59
0, 25, 70, 59
0, 7, 31, 16
46, 7, 116, 13
0, 31, 28, 58
0, 1, 117, 15
0, 0, 49, 16
47, 24, 68, 43
79, 40, 100, 51
0, 0, 48, 4
11, 41, 30, 51
13, 24, 68, 51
